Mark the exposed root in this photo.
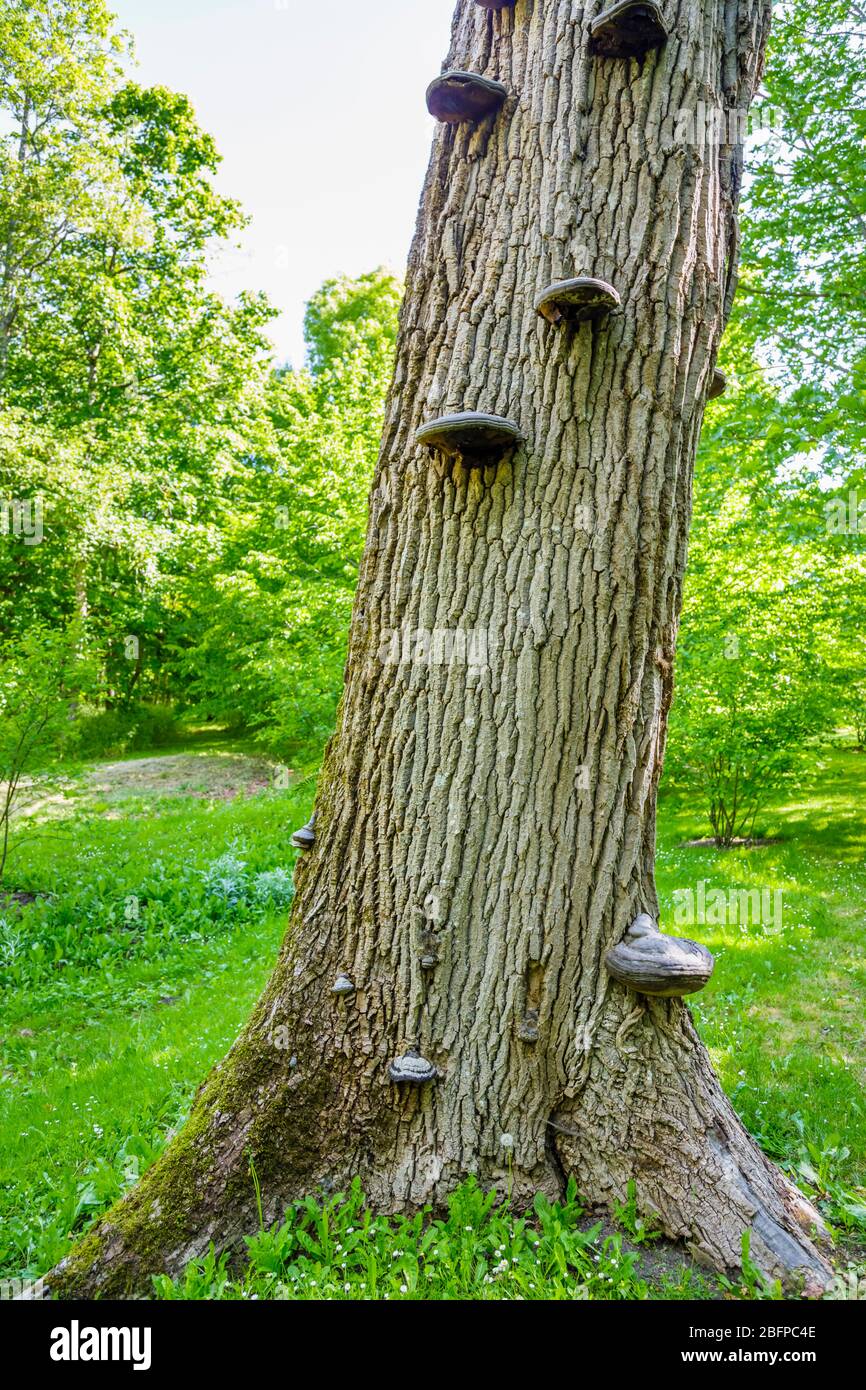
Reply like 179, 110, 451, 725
552, 999, 833, 1293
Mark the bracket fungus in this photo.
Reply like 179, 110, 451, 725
605, 912, 714, 997
388, 1050, 438, 1085
415, 411, 522, 466
517, 1009, 540, 1043
709, 368, 727, 400
332, 974, 355, 996
474, 0, 516, 7
535, 276, 621, 326
426, 70, 508, 125
589, 1, 668, 60
291, 812, 316, 851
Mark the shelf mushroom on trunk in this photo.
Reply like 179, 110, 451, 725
291, 812, 316, 851
535, 276, 621, 326
426, 70, 508, 124
589, 1, 668, 60
415, 411, 522, 467
605, 912, 714, 997
389, 1050, 438, 1085
709, 368, 727, 400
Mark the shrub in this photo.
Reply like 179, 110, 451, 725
71, 703, 178, 759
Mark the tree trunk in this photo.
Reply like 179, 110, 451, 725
49, 0, 832, 1298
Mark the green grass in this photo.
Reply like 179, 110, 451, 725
0, 741, 864, 1298
152, 1176, 722, 1302
0, 750, 314, 1279
658, 746, 866, 1233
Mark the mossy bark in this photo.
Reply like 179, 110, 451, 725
49, 0, 832, 1299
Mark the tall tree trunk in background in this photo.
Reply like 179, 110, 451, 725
0, 98, 30, 396
51, 0, 831, 1297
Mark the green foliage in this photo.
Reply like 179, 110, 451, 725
153, 1176, 678, 1302
0, 623, 95, 881
613, 1180, 661, 1246
1, 748, 865, 1293
0, 747, 313, 1277
172, 269, 400, 759
668, 336, 835, 842
0, 0, 274, 719
743, 0, 866, 470
71, 702, 179, 759
0, 777, 303, 991
657, 746, 866, 1245
303, 270, 402, 380
662, 2, 866, 840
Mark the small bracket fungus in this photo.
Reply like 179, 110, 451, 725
388, 1050, 438, 1085
415, 411, 522, 467
332, 974, 355, 996
708, 368, 727, 400
291, 812, 316, 851
535, 276, 621, 326
517, 1009, 540, 1043
420, 954, 438, 970
474, 0, 516, 7
589, 1, 668, 60
426, 70, 508, 125
605, 912, 714, 997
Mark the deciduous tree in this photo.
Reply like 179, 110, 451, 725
51, 0, 832, 1297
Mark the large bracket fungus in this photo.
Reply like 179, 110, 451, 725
589, 1, 668, 60
426, 70, 508, 124
388, 1050, 438, 1085
415, 411, 522, 467
605, 912, 714, 997
535, 276, 621, 326
291, 812, 316, 852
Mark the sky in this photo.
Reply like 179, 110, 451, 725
110, 0, 456, 368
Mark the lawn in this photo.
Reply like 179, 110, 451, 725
658, 747, 866, 1241
0, 739, 863, 1299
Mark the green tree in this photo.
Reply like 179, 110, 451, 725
669, 326, 839, 842
0, 0, 275, 721
0, 623, 93, 883
173, 270, 400, 759
668, 0, 866, 831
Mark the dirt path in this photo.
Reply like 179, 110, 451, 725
9, 750, 291, 820
85, 753, 279, 802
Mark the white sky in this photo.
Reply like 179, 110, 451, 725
109, 0, 456, 367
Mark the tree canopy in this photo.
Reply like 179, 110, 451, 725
1, 0, 864, 839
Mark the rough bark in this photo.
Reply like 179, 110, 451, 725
49, 0, 832, 1298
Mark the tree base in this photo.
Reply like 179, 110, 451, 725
45, 990, 832, 1300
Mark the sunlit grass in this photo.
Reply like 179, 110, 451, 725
657, 745, 866, 1231
1, 740, 864, 1293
